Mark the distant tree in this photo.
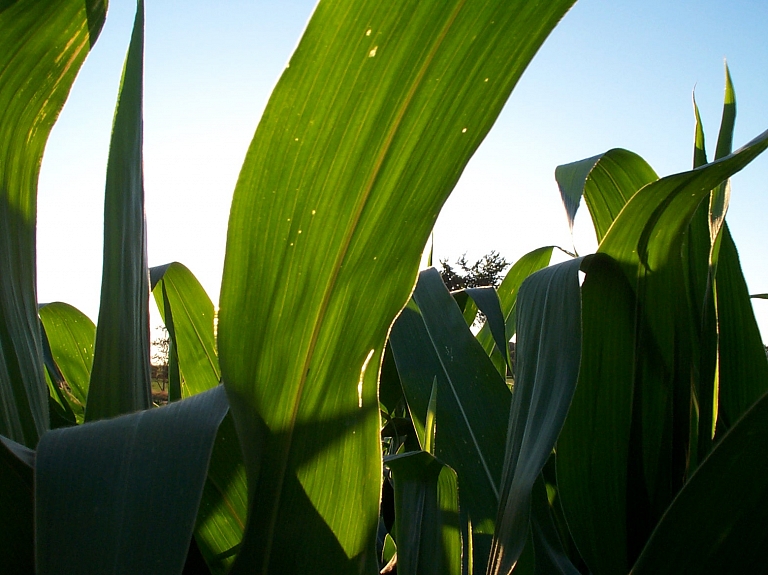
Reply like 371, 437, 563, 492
151, 326, 170, 392
438, 250, 509, 290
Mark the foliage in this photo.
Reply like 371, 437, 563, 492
2, 1, 768, 574
439, 251, 510, 290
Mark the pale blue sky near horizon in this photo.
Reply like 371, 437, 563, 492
37, 0, 768, 341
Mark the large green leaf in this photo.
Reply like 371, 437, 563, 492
0, 0, 106, 446
36, 385, 230, 574
0, 435, 35, 573
86, 0, 151, 421
555, 149, 658, 242
487, 258, 583, 575
556, 254, 636, 575
630, 389, 768, 574
390, 268, 512, 570
217, 1, 575, 572
38, 302, 95, 424
151, 263, 220, 397
386, 450, 462, 575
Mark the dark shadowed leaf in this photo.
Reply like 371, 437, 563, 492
0, 435, 34, 573
86, 0, 151, 422
488, 258, 582, 575
556, 254, 636, 575
390, 268, 511, 571
386, 450, 462, 575
631, 390, 768, 575
36, 385, 230, 575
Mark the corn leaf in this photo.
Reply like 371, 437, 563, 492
529, 475, 580, 575
630, 389, 768, 574
556, 254, 636, 575
713, 227, 768, 429
39, 302, 95, 424
488, 257, 583, 575
476, 246, 555, 376
389, 268, 511, 570
35, 384, 230, 575
0, 0, 106, 446
86, 0, 151, 421
555, 149, 657, 242
194, 412, 248, 575
147, 263, 244, 573
150, 263, 220, 397
0, 435, 35, 572
217, 0, 575, 572
386, 450, 462, 575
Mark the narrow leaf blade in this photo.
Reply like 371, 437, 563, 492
86, 0, 151, 421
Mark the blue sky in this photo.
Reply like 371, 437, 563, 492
37, 0, 768, 340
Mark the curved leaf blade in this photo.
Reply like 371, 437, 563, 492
0, 0, 106, 446
555, 149, 658, 242
39, 302, 96, 423
217, 1, 575, 572
151, 262, 220, 397
36, 385, 230, 575
488, 258, 583, 575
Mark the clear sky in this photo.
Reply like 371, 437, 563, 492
37, 0, 768, 341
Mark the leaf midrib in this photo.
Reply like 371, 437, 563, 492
260, 0, 470, 568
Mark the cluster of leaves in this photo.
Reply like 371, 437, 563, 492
439, 251, 510, 290
2, 1, 768, 574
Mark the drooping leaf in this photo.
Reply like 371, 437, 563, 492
151, 262, 220, 397
36, 385, 230, 575
631, 389, 768, 575
487, 258, 582, 575
0, 435, 35, 573
386, 450, 462, 575
217, 1, 575, 572
390, 268, 511, 570
0, 0, 106, 446
556, 254, 636, 575
38, 302, 95, 424
555, 149, 658, 242
86, 0, 151, 422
